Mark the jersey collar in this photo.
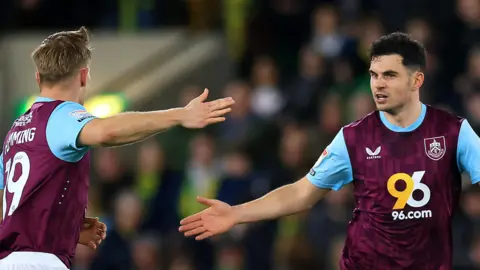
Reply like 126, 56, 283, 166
34, 96, 55, 103
379, 103, 427, 132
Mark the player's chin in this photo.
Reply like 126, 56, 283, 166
375, 102, 392, 112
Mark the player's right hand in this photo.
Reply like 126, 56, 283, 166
178, 196, 237, 240
180, 88, 235, 129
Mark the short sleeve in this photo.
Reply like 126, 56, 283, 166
457, 120, 480, 184
306, 128, 354, 191
46, 102, 96, 163
0, 154, 4, 190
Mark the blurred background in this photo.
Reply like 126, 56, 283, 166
1, 0, 480, 269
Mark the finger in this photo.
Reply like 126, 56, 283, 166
196, 231, 214, 241
209, 108, 231, 118
88, 241, 97, 250
197, 196, 219, 207
179, 220, 204, 232
196, 88, 209, 102
208, 97, 234, 111
97, 222, 107, 232
95, 238, 102, 246
184, 226, 206, 237
180, 212, 203, 225
205, 117, 226, 125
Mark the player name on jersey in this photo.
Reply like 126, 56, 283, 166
3, 128, 36, 155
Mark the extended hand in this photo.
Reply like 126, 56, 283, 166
79, 217, 107, 250
181, 89, 235, 129
179, 196, 238, 240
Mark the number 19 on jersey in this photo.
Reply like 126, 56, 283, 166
2, 152, 31, 220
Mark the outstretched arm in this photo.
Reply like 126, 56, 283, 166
233, 176, 328, 223
79, 89, 234, 147
179, 128, 353, 240
46, 89, 234, 163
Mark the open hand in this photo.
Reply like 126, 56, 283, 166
79, 217, 107, 250
181, 89, 235, 129
179, 196, 238, 240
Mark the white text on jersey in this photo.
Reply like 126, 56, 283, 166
4, 128, 36, 155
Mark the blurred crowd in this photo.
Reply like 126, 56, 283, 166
3, 0, 480, 269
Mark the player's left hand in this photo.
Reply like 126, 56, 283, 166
79, 217, 107, 250
181, 88, 235, 129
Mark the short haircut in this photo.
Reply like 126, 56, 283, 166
370, 32, 426, 71
31, 26, 92, 85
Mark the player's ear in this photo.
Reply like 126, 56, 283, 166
35, 71, 40, 86
412, 71, 424, 90
80, 68, 89, 87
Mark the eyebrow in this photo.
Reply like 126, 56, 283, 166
369, 70, 399, 76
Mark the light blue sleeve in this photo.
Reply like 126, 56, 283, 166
46, 102, 96, 163
0, 154, 4, 190
457, 120, 480, 184
306, 128, 354, 191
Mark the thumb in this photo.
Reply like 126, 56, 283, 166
197, 196, 217, 207
84, 217, 99, 227
85, 217, 99, 223
195, 88, 209, 102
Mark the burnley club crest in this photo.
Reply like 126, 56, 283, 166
424, 136, 446, 161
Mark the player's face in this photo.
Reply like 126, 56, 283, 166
369, 55, 420, 113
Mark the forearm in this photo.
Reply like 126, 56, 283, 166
97, 108, 184, 146
233, 180, 326, 223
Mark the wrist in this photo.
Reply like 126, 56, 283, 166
231, 205, 245, 224
164, 107, 185, 126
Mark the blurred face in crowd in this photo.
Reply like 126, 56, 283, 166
138, 139, 164, 172
406, 19, 431, 46
319, 93, 342, 132
132, 238, 160, 270
348, 92, 375, 120
190, 134, 215, 165
223, 82, 251, 118
369, 54, 424, 113
360, 19, 383, 49
468, 48, 480, 79
457, 0, 480, 24
280, 126, 308, 168
114, 191, 143, 232
300, 46, 324, 78
313, 6, 338, 35
251, 56, 278, 87
94, 148, 121, 180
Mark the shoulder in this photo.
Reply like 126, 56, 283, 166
50, 101, 90, 118
343, 110, 379, 132
47, 101, 95, 128
427, 105, 464, 126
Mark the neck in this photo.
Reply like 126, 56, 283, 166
383, 100, 422, 128
39, 83, 81, 103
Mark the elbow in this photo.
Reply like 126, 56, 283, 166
292, 178, 326, 211
97, 127, 117, 147
89, 120, 116, 147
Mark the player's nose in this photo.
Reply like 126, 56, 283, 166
373, 82, 387, 91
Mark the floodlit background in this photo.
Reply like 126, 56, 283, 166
1, 0, 480, 269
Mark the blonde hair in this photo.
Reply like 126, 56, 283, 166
31, 26, 92, 85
